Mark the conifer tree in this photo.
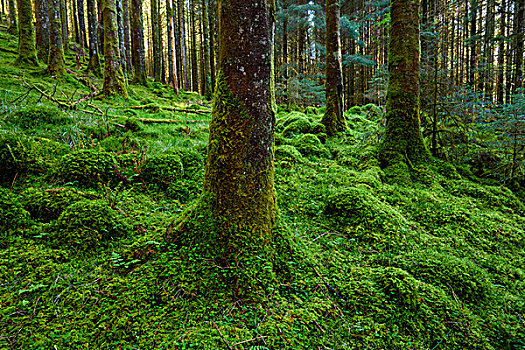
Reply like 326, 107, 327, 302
101, 0, 127, 97
131, 0, 147, 84
15, 0, 38, 65
7, 0, 17, 35
47, 0, 66, 75
35, 0, 49, 60
321, 0, 345, 135
86, 0, 101, 75
379, 0, 430, 167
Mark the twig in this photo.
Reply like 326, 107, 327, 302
231, 336, 268, 347
213, 322, 232, 350
313, 267, 346, 302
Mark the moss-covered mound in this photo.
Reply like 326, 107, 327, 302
23, 187, 95, 222
141, 153, 183, 188
0, 187, 32, 231
7, 105, 71, 129
57, 149, 116, 186
52, 199, 129, 248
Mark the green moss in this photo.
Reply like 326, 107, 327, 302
0, 187, 32, 231
7, 105, 71, 128
282, 118, 312, 137
22, 187, 95, 222
99, 135, 142, 153
141, 153, 183, 188
57, 149, 116, 186
275, 145, 303, 162
276, 111, 311, 132
51, 199, 128, 248
362, 103, 383, 120
347, 105, 362, 114
292, 133, 329, 157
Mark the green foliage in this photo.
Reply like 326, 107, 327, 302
7, 105, 71, 129
57, 149, 116, 186
275, 144, 303, 162
141, 153, 183, 188
291, 133, 329, 157
51, 199, 129, 248
0, 187, 32, 232
22, 187, 95, 222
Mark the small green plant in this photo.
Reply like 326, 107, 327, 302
57, 149, 116, 186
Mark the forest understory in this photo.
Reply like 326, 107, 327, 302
0, 21, 524, 349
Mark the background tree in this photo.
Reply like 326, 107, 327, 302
7, 0, 17, 35
15, 0, 38, 65
86, 0, 101, 75
379, 0, 429, 167
101, 0, 127, 96
321, 0, 345, 135
47, 0, 66, 75
34, 0, 49, 60
131, 0, 147, 84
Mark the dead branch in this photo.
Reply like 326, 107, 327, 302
126, 103, 211, 114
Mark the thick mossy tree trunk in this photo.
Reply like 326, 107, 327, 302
7, 0, 17, 35
86, 0, 101, 75
15, 0, 38, 65
35, 0, 49, 60
78, 0, 88, 50
47, 0, 66, 75
59, 0, 69, 54
151, 0, 161, 82
321, 0, 345, 135
131, 0, 147, 85
101, 0, 127, 97
378, 0, 430, 167
174, 0, 276, 294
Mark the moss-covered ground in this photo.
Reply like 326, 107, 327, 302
1, 30, 524, 349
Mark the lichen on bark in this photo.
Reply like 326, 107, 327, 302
378, 0, 430, 167
15, 0, 38, 66
101, 0, 127, 97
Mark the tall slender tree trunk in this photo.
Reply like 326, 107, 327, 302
131, 0, 146, 84
97, 0, 104, 55
60, 0, 69, 53
178, 0, 188, 90
190, 0, 198, 92
72, 0, 80, 44
201, 0, 211, 98
497, 0, 507, 104
321, 0, 345, 135
102, 0, 127, 97
48, 0, 66, 74
35, 0, 49, 60
7, 0, 17, 35
78, 0, 88, 50
151, 0, 161, 81
468, 0, 477, 87
208, 0, 216, 90
15, 0, 38, 65
116, 0, 126, 78
167, 0, 179, 93
122, 0, 131, 73
513, 0, 524, 96
86, 0, 101, 75
379, 0, 429, 167
282, 0, 288, 106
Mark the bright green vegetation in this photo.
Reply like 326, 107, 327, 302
0, 30, 524, 349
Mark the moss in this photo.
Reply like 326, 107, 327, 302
275, 145, 303, 162
57, 149, 116, 186
51, 199, 128, 248
292, 133, 329, 157
7, 105, 70, 128
141, 153, 183, 188
383, 161, 412, 185
282, 118, 312, 137
276, 111, 311, 132
347, 105, 362, 114
0, 187, 32, 231
311, 122, 326, 135
124, 118, 142, 132
394, 250, 493, 305
14, 0, 38, 66
376, 267, 420, 309
99, 135, 142, 153
362, 103, 383, 120
22, 187, 95, 222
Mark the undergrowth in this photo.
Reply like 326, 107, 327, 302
0, 27, 524, 349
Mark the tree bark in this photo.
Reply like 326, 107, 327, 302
102, 0, 127, 97
175, 0, 277, 290
47, 0, 66, 75
151, 0, 161, 82
15, 0, 38, 65
122, 0, 131, 74
321, 0, 345, 135
60, 0, 69, 53
190, 0, 198, 92
201, 0, 211, 99
513, 0, 524, 96
86, 0, 101, 75
131, 0, 146, 84
7, 0, 17, 35
35, 0, 49, 60
178, 0, 189, 90
379, 0, 430, 167
78, 0, 88, 50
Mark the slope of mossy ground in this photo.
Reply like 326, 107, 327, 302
1, 29, 524, 349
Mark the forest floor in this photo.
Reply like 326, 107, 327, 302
1, 29, 524, 349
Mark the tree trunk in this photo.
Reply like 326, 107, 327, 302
131, 0, 146, 84
321, 0, 345, 135
102, 0, 127, 97
7, 0, 17, 35
201, 0, 211, 99
60, 0, 69, 53
72, 0, 80, 44
208, 0, 216, 90
122, 0, 131, 74
151, 0, 161, 81
47, 0, 66, 74
86, 0, 101, 75
190, 0, 198, 92
496, 0, 507, 104
15, 0, 38, 65
35, 0, 49, 60
175, 0, 276, 291
379, 0, 429, 167
116, 0, 126, 78
282, 0, 288, 106
178, 0, 189, 90
513, 0, 524, 96
97, 0, 104, 55
167, 0, 179, 93
78, 0, 88, 50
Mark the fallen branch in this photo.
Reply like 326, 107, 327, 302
231, 336, 268, 347
213, 322, 232, 350
66, 68, 100, 93
126, 103, 211, 114
77, 108, 208, 124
